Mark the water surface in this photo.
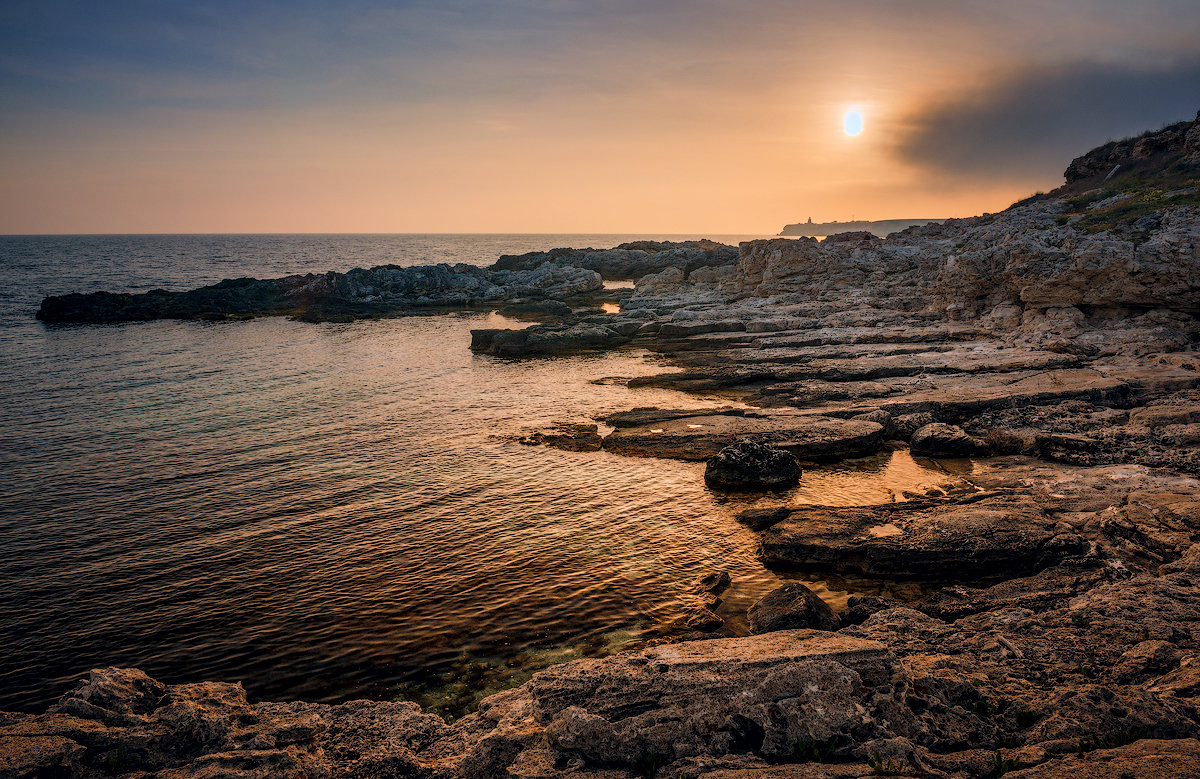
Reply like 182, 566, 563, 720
0, 234, 964, 715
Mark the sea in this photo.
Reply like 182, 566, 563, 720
0, 234, 962, 716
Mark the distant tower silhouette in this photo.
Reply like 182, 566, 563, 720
807, 217, 813, 224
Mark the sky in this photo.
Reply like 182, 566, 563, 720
1, 1, 1198, 234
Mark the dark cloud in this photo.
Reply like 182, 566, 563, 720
895, 59, 1200, 181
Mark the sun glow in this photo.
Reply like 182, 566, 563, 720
843, 108, 864, 137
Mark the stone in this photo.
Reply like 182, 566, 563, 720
748, 582, 839, 633
894, 412, 937, 439
602, 414, 884, 461
517, 424, 603, 452
758, 494, 1088, 580
909, 423, 983, 457
851, 409, 896, 438
704, 439, 802, 491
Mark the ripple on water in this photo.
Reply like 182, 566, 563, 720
0, 235, 971, 716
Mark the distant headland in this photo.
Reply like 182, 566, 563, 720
780, 217, 942, 236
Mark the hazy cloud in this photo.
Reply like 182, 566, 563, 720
895, 58, 1200, 181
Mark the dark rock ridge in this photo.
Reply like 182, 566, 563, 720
37, 262, 604, 323
490, 239, 738, 281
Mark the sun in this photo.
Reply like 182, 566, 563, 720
843, 108, 864, 137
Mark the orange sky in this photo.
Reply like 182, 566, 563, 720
1, 1, 1198, 234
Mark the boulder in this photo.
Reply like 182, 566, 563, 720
704, 439, 802, 491
748, 582, 840, 633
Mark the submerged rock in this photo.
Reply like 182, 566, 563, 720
703, 439, 801, 490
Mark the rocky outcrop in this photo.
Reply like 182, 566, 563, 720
703, 439, 801, 490
37, 262, 604, 323
491, 240, 738, 281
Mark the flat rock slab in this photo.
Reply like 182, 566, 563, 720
719, 346, 1082, 379
763, 369, 1131, 421
758, 494, 1088, 580
601, 414, 883, 460
600, 405, 746, 428
525, 630, 896, 762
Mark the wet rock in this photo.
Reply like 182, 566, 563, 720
735, 506, 792, 531
748, 582, 839, 633
602, 414, 884, 461
517, 423, 603, 452
471, 321, 632, 356
758, 495, 1088, 580
691, 571, 732, 597
909, 423, 984, 457
704, 439, 802, 491
601, 406, 746, 428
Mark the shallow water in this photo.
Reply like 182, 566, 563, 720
0, 234, 967, 715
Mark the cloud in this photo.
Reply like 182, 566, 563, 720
894, 58, 1200, 181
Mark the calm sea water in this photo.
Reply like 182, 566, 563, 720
0, 234, 960, 716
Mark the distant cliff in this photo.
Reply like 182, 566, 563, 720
779, 218, 941, 237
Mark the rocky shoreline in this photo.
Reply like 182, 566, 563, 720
6, 116, 1200, 777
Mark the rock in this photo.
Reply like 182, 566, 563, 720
527, 631, 899, 765
492, 240, 738, 281
909, 423, 983, 457
517, 423, 603, 452
894, 412, 937, 439
841, 595, 907, 627
758, 494, 1088, 580
499, 299, 573, 317
734, 506, 791, 531
691, 571, 732, 597
602, 414, 884, 461
1001, 738, 1200, 778
38, 262, 605, 323
704, 439, 802, 491
601, 406, 746, 428
470, 321, 632, 356
851, 409, 896, 438
748, 582, 839, 633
